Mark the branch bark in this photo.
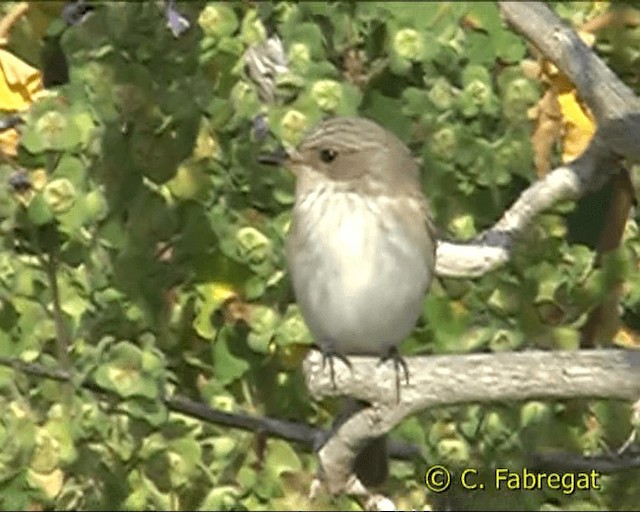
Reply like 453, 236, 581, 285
304, 348, 640, 495
499, 1, 640, 140
434, 1, 640, 278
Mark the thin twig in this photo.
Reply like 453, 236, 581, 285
0, 2, 29, 45
43, 250, 72, 372
0, 355, 420, 461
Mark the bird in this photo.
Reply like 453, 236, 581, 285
260, 116, 437, 487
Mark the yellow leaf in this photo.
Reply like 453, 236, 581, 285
0, 48, 42, 109
0, 127, 18, 155
210, 282, 237, 305
556, 86, 596, 163
539, 66, 596, 164
30, 168, 47, 190
0, 47, 43, 155
533, 29, 597, 166
613, 327, 640, 348
27, 468, 64, 499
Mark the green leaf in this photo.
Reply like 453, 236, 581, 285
423, 294, 470, 353
52, 155, 85, 184
465, 32, 495, 65
43, 178, 77, 214
93, 341, 160, 399
167, 437, 202, 487
27, 193, 54, 225
212, 328, 250, 385
265, 439, 302, 477
199, 486, 241, 511
275, 305, 311, 347
493, 29, 526, 63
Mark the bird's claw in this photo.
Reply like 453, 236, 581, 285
313, 341, 352, 389
380, 347, 409, 402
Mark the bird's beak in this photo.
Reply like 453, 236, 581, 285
257, 146, 288, 166
257, 146, 303, 170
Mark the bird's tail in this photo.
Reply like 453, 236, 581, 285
339, 397, 389, 487
354, 434, 389, 487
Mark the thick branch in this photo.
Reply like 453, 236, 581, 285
435, 2, 640, 278
499, 1, 640, 161
435, 138, 616, 277
303, 349, 640, 494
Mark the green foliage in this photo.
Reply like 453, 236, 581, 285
0, 1, 639, 511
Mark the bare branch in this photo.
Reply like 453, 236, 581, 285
304, 349, 640, 495
435, 1, 640, 278
498, 2, 640, 134
0, 2, 29, 45
0, 355, 419, 462
435, 137, 618, 277
44, 252, 72, 372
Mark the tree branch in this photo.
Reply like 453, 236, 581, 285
43, 251, 72, 372
0, 356, 419, 462
498, 1, 640, 137
435, 141, 615, 277
434, 1, 640, 279
0, 2, 29, 45
303, 348, 640, 495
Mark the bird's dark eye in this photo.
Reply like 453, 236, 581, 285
319, 148, 337, 163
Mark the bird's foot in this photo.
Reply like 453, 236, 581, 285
379, 347, 409, 402
313, 340, 352, 389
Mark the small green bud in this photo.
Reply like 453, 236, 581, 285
487, 286, 518, 315
481, 411, 510, 441
43, 178, 76, 214
437, 438, 470, 465
465, 79, 491, 107
489, 329, 523, 352
36, 111, 67, 148
83, 189, 108, 221
198, 4, 238, 39
279, 109, 309, 146
495, 141, 523, 170
551, 326, 579, 350
503, 77, 539, 122
428, 78, 455, 111
247, 305, 279, 353
240, 10, 267, 45
311, 79, 342, 111
393, 28, 424, 61
520, 401, 551, 427
288, 43, 311, 71
276, 305, 312, 347
230, 81, 254, 108
236, 226, 271, 265
248, 305, 279, 335
462, 65, 491, 87
431, 127, 458, 160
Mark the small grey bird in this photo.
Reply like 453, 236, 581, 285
261, 116, 436, 487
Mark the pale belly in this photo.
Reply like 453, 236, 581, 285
288, 191, 432, 355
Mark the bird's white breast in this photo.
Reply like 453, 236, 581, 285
288, 185, 432, 355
